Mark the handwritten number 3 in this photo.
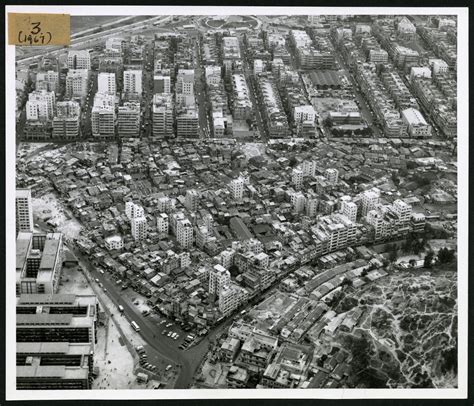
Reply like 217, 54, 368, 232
31, 21, 41, 35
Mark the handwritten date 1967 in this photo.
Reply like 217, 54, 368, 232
18, 21, 52, 45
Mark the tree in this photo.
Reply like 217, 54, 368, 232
424, 251, 435, 268
323, 117, 333, 128
288, 156, 298, 167
409, 259, 417, 268
406, 161, 417, 170
438, 247, 455, 264
386, 243, 398, 263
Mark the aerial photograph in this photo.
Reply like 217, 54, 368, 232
13, 13, 459, 391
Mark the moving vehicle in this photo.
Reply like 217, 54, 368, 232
131, 321, 140, 332
118, 305, 124, 312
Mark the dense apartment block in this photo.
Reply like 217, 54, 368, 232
16, 293, 98, 389
118, 101, 140, 137
16, 189, 34, 234
16, 232, 63, 295
152, 93, 174, 138
91, 92, 115, 139
52, 101, 81, 140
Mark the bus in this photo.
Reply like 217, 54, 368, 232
131, 321, 140, 332
118, 305, 124, 312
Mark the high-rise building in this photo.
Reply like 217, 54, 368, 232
65, 69, 89, 98
313, 214, 357, 253
157, 213, 169, 235
219, 284, 248, 316
125, 202, 144, 219
153, 75, 171, 93
117, 101, 140, 137
185, 189, 199, 212
157, 196, 173, 213
26, 90, 55, 121
52, 101, 81, 140
16, 293, 97, 390
176, 218, 194, 248
176, 69, 195, 107
209, 264, 231, 296
123, 70, 142, 95
302, 160, 317, 177
152, 93, 174, 138
97, 72, 116, 95
324, 168, 339, 185
16, 232, 63, 295
392, 199, 412, 226
131, 216, 147, 241
16, 189, 34, 234
306, 198, 319, 217
292, 168, 304, 190
91, 93, 115, 138
176, 109, 198, 138
291, 192, 306, 213
341, 199, 358, 223
67, 50, 91, 70
36, 70, 59, 93
230, 178, 244, 201
361, 188, 380, 217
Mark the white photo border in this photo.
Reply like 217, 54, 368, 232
5, 5, 469, 400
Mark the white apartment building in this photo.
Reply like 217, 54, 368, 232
291, 192, 306, 213
361, 188, 380, 217
301, 160, 317, 177
66, 69, 89, 98
401, 108, 432, 138
152, 93, 174, 138
176, 218, 194, 249
392, 199, 412, 226
118, 102, 140, 138
16, 189, 33, 234
125, 201, 144, 220
220, 248, 236, 269
324, 168, 339, 185
16, 232, 63, 295
36, 71, 59, 92
245, 238, 264, 255
67, 50, 91, 70
306, 198, 319, 217
314, 214, 357, 253
219, 284, 248, 316
430, 59, 449, 76
131, 216, 147, 241
185, 189, 200, 212
209, 264, 231, 296
230, 178, 244, 201
369, 49, 389, 64
98, 72, 116, 95
292, 168, 304, 190
26, 90, 55, 121
157, 196, 174, 213
91, 92, 115, 138
294, 105, 316, 124
104, 235, 124, 250
157, 213, 169, 235
53, 101, 81, 140
123, 70, 142, 95
341, 199, 358, 223
254, 59, 264, 75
